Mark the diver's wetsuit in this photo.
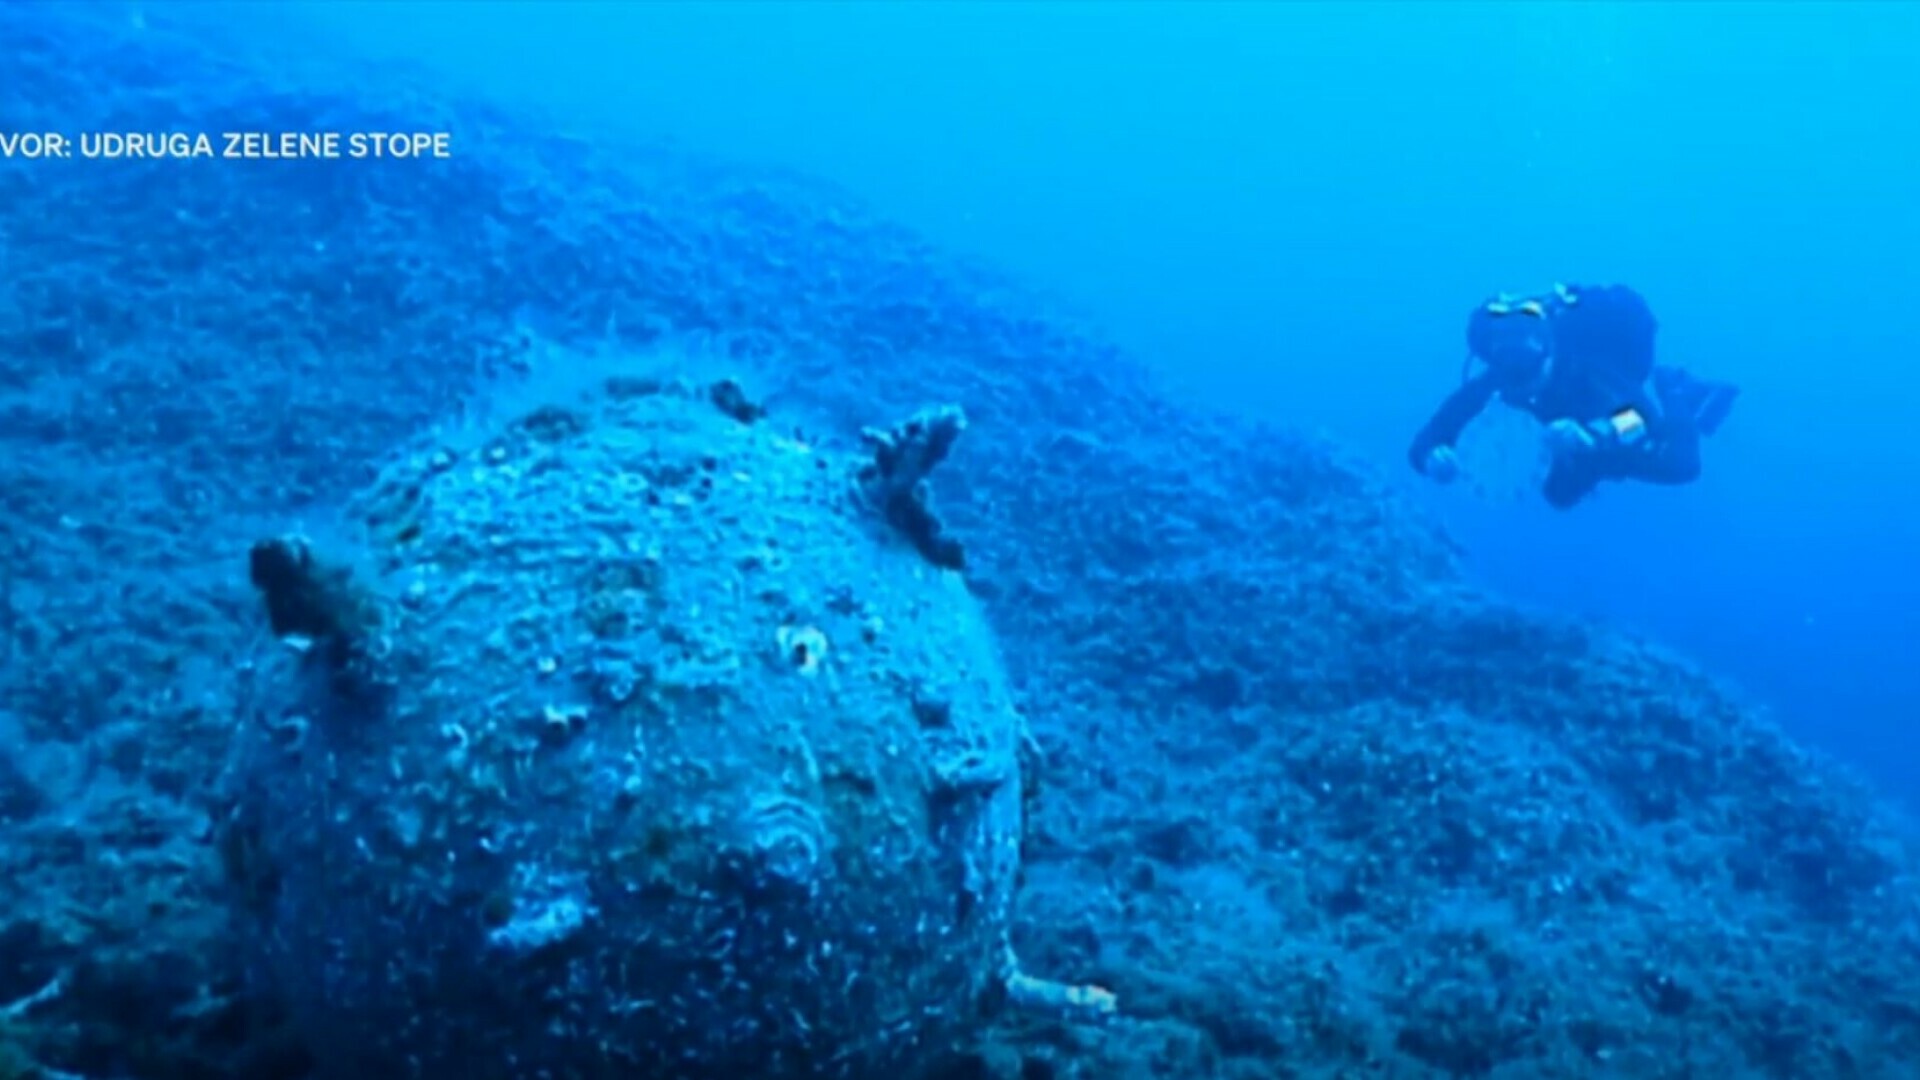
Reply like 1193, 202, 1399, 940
1408, 284, 1736, 509
1408, 362, 1703, 507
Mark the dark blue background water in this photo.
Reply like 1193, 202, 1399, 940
193, 1, 1920, 808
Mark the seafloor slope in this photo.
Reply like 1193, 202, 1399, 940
1, 6, 1917, 1079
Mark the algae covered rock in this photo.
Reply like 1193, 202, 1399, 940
221, 373, 1042, 1078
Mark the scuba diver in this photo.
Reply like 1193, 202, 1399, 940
1408, 282, 1740, 508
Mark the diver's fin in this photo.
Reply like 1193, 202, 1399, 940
1654, 370, 1739, 437
1693, 381, 1738, 436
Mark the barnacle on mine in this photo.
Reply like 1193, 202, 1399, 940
775, 624, 828, 675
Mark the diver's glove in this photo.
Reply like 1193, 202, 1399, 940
1420, 445, 1461, 483
1543, 418, 1599, 460
1545, 410, 1647, 461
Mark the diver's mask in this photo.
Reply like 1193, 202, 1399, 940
1465, 290, 1567, 401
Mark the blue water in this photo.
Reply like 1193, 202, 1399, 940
196, 0, 1920, 811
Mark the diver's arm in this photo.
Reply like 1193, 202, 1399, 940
1407, 372, 1500, 473
1583, 409, 1703, 486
